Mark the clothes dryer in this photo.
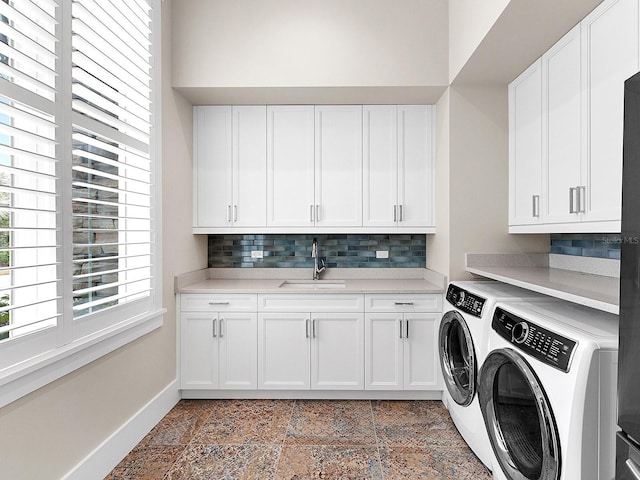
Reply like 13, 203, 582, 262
439, 281, 548, 470
478, 300, 618, 480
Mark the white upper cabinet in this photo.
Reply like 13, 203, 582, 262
314, 106, 363, 227
266, 106, 315, 228
193, 106, 266, 231
363, 105, 435, 231
509, 0, 639, 233
581, 0, 639, 225
509, 60, 543, 227
543, 25, 582, 225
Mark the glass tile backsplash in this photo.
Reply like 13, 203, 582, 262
550, 233, 621, 259
208, 234, 426, 268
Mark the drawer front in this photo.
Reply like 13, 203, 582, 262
180, 293, 258, 312
365, 294, 442, 313
258, 294, 364, 313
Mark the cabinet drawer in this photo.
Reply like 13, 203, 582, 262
365, 294, 442, 313
180, 294, 257, 312
258, 294, 364, 312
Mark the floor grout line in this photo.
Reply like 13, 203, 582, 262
370, 399, 385, 480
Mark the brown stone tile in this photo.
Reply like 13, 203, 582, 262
140, 400, 214, 446
275, 445, 383, 480
284, 400, 377, 446
104, 444, 185, 480
379, 445, 493, 480
372, 400, 467, 449
165, 444, 280, 480
192, 399, 294, 445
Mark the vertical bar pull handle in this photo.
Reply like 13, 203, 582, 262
226, 205, 231, 222
212, 319, 217, 338
219, 318, 224, 338
310, 205, 314, 222
393, 205, 397, 222
316, 205, 320, 222
569, 188, 576, 214
399, 205, 403, 222
233, 205, 237, 222
399, 319, 403, 338
312, 319, 317, 338
305, 319, 310, 338
578, 186, 586, 213
406, 319, 409, 339
532, 195, 540, 218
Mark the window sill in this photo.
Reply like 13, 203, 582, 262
0, 309, 165, 409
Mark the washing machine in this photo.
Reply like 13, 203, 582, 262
439, 281, 548, 470
478, 300, 619, 480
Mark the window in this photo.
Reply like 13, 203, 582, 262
0, 0, 162, 407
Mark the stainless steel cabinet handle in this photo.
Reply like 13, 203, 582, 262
212, 319, 217, 338
394, 302, 414, 306
315, 205, 320, 222
569, 187, 578, 214
312, 319, 317, 338
233, 205, 237, 222
310, 205, 314, 222
399, 319, 403, 338
219, 318, 224, 338
406, 319, 409, 338
578, 186, 586, 213
399, 205, 403, 222
209, 302, 230, 306
626, 458, 640, 479
305, 319, 310, 338
227, 205, 231, 222
532, 195, 540, 218
393, 205, 397, 222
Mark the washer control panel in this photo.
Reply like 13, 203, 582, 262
446, 284, 485, 317
492, 307, 577, 373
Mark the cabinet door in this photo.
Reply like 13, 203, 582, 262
311, 312, 364, 390
193, 106, 232, 228
232, 106, 267, 227
180, 312, 218, 389
218, 312, 258, 390
266, 106, 315, 227
543, 25, 582, 224
403, 313, 440, 390
364, 313, 403, 390
398, 106, 434, 228
363, 106, 398, 228
257, 312, 310, 389
582, 0, 639, 223
509, 60, 542, 227
314, 106, 363, 227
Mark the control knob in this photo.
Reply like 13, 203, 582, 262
455, 290, 466, 307
512, 321, 529, 344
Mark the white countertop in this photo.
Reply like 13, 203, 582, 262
466, 254, 619, 314
175, 268, 446, 295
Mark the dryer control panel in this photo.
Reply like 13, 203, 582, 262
492, 307, 577, 373
446, 284, 485, 317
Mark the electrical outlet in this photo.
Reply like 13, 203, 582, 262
251, 250, 264, 259
376, 250, 389, 259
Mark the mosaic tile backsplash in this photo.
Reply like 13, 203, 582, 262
208, 234, 426, 268
550, 233, 621, 259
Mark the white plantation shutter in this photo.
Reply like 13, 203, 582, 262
0, 0, 160, 401
0, 0, 61, 365
70, 0, 153, 325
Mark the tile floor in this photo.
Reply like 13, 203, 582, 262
105, 399, 493, 480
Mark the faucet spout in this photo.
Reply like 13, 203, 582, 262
312, 238, 326, 280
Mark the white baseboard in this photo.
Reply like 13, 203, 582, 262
62, 380, 180, 480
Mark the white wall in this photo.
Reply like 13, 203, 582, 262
172, 0, 448, 104
0, 2, 206, 477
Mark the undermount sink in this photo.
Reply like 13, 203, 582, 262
278, 280, 346, 289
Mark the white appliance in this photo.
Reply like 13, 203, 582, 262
478, 300, 619, 480
439, 281, 548, 470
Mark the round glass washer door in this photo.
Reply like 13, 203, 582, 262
479, 348, 561, 480
439, 310, 477, 406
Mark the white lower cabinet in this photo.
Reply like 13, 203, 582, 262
365, 295, 442, 391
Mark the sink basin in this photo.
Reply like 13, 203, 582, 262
279, 280, 346, 289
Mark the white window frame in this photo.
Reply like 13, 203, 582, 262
0, 0, 164, 409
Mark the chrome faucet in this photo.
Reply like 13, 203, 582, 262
311, 238, 326, 280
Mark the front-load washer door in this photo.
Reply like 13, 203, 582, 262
479, 348, 561, 480
439, 310, 477, 406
